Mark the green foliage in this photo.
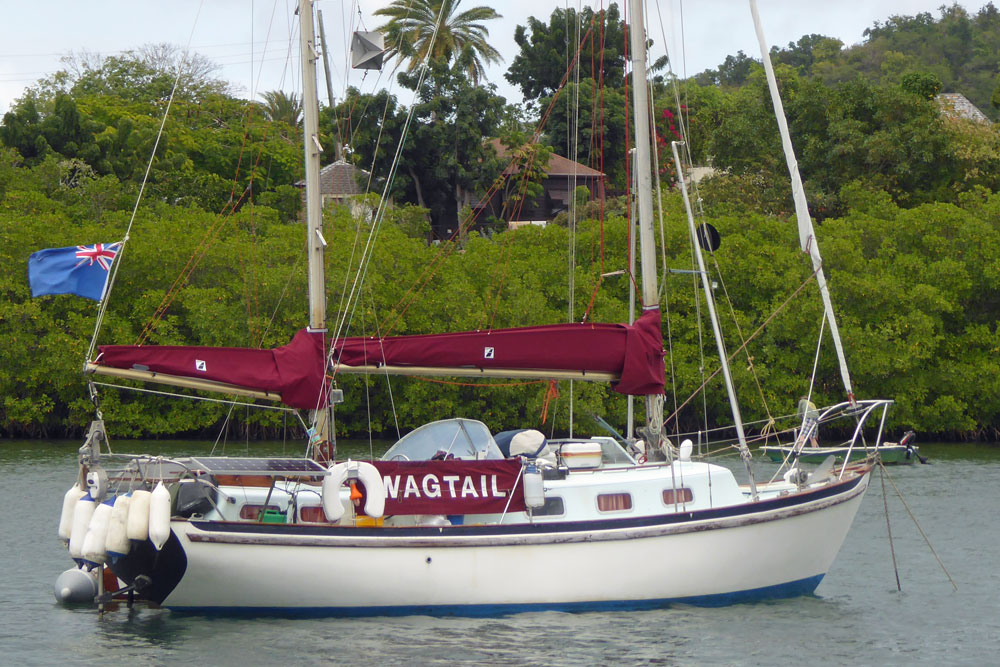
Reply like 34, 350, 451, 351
505, 5, 627, 102
900, 71, 943, 99
375, 0, 503, 85
4, 160, 1000, 439
682, 63, 977, 218
3, 7, 1000, 442
542, 79, 628, 189
694, 50, 759, 88
257, 90, 303, 127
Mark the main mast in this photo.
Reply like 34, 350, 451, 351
301, 0, 325, 332
627, 0, 666, 459
299, 0, 333, 447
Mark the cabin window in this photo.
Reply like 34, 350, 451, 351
662, 488, 693, 505
239, 504, 281, 520
533, 497, 565, 516
597, 493, 633, 512
298, 506, 331, 523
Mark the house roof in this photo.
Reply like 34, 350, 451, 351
936, 93, 992, 124
296, 159, 370, 195
488, 139, 604, 178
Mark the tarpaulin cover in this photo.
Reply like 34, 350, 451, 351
367, 459, 526, 515
333, 309, 665, 395
95, 329, 327, 410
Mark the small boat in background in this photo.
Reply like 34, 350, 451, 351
762, 431, 921, 465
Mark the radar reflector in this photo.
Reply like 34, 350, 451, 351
351, 31, 385, 70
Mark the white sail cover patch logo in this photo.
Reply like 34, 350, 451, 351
484, 347, 494, 359
195, 359, 207, 372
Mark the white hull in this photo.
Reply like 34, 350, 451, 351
154, 470, 869, 613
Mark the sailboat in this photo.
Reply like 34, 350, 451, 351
53, 0, 893, 614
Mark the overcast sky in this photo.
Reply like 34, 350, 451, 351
1, 1, 995, 115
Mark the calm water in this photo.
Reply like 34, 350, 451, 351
3, 439, 998, 665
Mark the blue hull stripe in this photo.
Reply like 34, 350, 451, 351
166, 574, 825, 617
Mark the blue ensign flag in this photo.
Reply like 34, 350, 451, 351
28, 242, 122, 301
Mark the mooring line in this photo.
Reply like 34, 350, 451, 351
879, 460, 958, 591
879, 462, 901, 591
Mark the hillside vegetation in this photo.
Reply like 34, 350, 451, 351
1, 4, 999, 440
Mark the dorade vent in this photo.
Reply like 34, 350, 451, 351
596, 493, 633, 512
662, 488, 693, 505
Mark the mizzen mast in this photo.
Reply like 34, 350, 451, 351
749, 0, 855, 405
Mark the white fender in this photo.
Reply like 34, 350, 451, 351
322, 462, 350, 522
354, 461, 385, 519
82, 500, 113, 564
126, 489, 151, 541
68, 494, 96, 559
148, 481, 171, 551
105, 495, 131, 557
58, 483, 87, 542
679, 439, 694, 462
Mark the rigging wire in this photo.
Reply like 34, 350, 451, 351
663, 268, 819, 431
135, 4, 295, 349
87, 0, 207, 361
566, 0, 584, 436
375, 24, 598, 339
327, 0, 449, 387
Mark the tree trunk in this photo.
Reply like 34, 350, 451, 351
408, 166, 426, 209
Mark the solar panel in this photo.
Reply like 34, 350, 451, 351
190, 457, 326, 476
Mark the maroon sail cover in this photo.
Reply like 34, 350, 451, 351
95, 329, 327, 410
333, 308, 665, 396
94, 310, 664, 407
366, 459, 526, 515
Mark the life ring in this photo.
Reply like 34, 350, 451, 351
322, 460, 385, 521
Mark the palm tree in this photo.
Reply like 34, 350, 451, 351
258, 90, 303, 126
375, 0, 503, 85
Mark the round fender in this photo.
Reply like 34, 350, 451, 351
68, 494, 96, 560
354, 461, 385, 519
105, 495, 131, 558
148, 482, 171, 551
322, 462, 349, 522
59, 483, 87, 542
82, 500, 113, 564
127, 490, 151, 541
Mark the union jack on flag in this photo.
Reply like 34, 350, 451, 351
28, 240, 124, 301
75, 242, 121, 271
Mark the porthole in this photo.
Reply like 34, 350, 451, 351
662, 488, 693, 505
597, 493, 633, 512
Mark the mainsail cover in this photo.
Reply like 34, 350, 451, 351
92, 310, 665, 406
94, 329, 327, 410
332, 308, 665, 396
